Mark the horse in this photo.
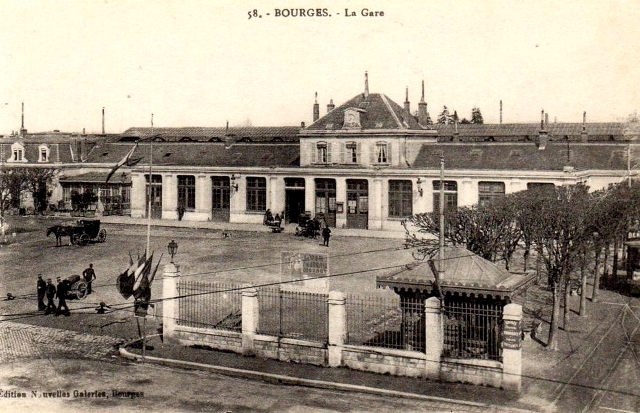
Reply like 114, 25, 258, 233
46, 225, 74, 247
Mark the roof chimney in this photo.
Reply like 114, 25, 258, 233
364, 71, 369, 98
404, 86, 410, 115
418, 80, 428, 126
538, 109, 548, 150
581, 111, 588, 142
327, 99, 335, 113
102, 107, 105, 134
500, 100, 503, 124
20, 102, 27, 137
313, 92, 319, 122
545, 113, 549, 127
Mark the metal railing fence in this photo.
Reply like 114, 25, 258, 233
257, 287, 328, 343
443, 299, 503, 361
346, 294, 425, 352
176, 281, 243, 332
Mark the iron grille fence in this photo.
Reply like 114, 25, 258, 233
346, 294, 425, 352
257, 287, 328, 343
176, 281, 243, 332
443, 299, 503, 361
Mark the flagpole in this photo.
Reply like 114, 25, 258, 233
146, 114, 153, 255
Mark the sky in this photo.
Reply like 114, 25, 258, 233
1, 0, 639, 134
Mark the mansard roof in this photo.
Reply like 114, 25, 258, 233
84, 142, 300, 168
304, 93, 425, 132
412, 142, 640, 171
119, 126, 301, 142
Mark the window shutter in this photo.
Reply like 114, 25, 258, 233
356, 142, 361, 164
370, 143, 376, 164
312, 142, 317, 164
339, 142, 345, 164
327, 142, 332, 163
386, 142, 392, 164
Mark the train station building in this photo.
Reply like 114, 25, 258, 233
3, 74, 639, 231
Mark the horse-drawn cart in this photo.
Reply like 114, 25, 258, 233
72, 219, 106, 246
46, 219, 106, 246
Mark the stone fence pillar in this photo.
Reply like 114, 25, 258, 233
162, 263, 181, 338
424, 296, 442, 379
241, 287, 258, 355
502, 303, 523, 392
328, 291, 346, 367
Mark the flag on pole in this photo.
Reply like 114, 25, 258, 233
116, 251, 146, 300
106, 142, 142, 182
133, 254, 154, 317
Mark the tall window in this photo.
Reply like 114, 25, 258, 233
246, 177, 266, 212
40, 148, 48, 162
346, 141, 358, 163
177, 175, 196, 210
375, 142, 388, 163
478, 182, 505, 206
316, 141, 330, 163
388, 180, 413, 218
13, 149, 22, 161
432, 180, 458, 215
212, 177, 230, 210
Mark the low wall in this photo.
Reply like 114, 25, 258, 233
253, 335, 327, 366
173, 325, 242, 353
342, 345, 427, 378
440, 358, 503, 388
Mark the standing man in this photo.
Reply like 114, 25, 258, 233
55, 276, 70, 316
82, 263, 96, 295
37, 275, 46, 311
44, 278, 56, 315
322, 225, 331, 247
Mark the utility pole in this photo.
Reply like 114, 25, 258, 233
438, 154, 445, 281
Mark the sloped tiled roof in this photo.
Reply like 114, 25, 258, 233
120, 126, 301, 142
58, 171, 131, 184
412, 142, 639, 171
0, 141, 83, 164
377, 246, 534, 298
305, 93, 425, 131
84, 142, 300, 168
431, 123, 626, 142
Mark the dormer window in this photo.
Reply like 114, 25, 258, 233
38, 145, 50, 162
9, 142, 27, 163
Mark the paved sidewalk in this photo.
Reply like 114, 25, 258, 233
0, 321, 121, 362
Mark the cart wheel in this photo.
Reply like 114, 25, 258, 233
78, 233, 90, 246
75, 281, 88, 299
97, 229, 107, 243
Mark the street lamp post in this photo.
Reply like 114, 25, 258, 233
167, 239, 178, 263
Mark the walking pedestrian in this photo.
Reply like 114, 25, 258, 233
82, 263, 96, 295
44, 278, 56, 315
37, 274, 46, 311
55, 276, 70, 316
322, 226, 331, 247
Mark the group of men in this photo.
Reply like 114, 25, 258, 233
36, 263, 96, 316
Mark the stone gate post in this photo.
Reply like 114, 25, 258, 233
328, 291, 346, 367
502, 303, 523, 392
162, 263, 181, 338
241, 287, 258, 355
424, 296, 443, 379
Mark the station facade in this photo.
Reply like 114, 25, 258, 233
4, 76, 638, 231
